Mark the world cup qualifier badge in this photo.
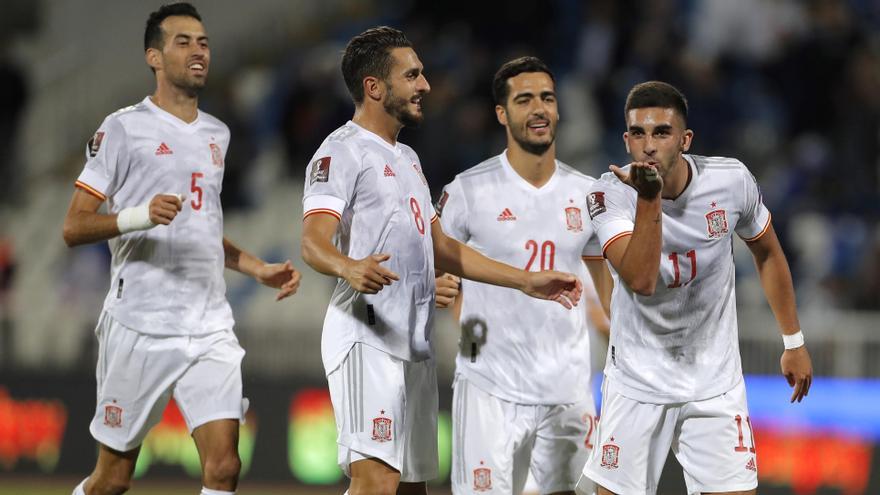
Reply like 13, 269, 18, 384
588, 191, 606, 219
310, 156, 331, 184
436, 190, 450, 216
371, 411, 392, 442
705, 209, 729, 238
88, 131, 105, 157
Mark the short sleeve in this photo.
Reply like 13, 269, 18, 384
75, 116, 130, 201
302, 141, 360, 220
437, 178, 468, 243
734, 169, 771, 241
588, 177, 636, 257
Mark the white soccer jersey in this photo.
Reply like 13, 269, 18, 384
588, 154, 771, 404
439, 151, 602, 405
302, 121, 438, 374
75, 97, 234, 336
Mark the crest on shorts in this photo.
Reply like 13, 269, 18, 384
210, 143, 223, 167
601, 438, 619, 469
473, 465, 492, 491
104, 404, 123, 428
588, 192, 606, 219
88, 132, 105, 158
565, 206, 583, 232
310, 156, 331, 184
705, 209, 729, 238
371, 412, 392, 442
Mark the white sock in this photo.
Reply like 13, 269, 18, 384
72, 478, 88, 495
200, 488, 235, 495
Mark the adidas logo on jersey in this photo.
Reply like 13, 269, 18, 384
155, 142, 173, 155
745, 457, 756, 472
383, 164, 396, 177
497, 208, 516, 221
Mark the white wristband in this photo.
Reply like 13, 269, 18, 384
782, 330, 805, 350
117, 203, 155, 234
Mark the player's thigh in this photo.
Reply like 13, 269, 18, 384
675, 380, 758, 495
580, 379, 676, 495
531, 395, 597, 494
451, 375, 532, 495
173, 329, 247, 432
90, 313, 183, 452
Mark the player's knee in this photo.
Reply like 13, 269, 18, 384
202, 453, 241, 486
349, 473, 398, 495
89, 475, 133, 495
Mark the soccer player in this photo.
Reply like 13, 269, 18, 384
577, 81, 813, 495
62, 4, 300, 495
435, 56, 612, 495
300, 29, 583, 495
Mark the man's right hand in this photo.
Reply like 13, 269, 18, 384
611, 162, 662, 199
149, 194, 184, 225
342, 253, 400, 294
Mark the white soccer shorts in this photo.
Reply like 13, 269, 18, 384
89, 312, 247, 452
579, 377, 758, 495
327, 342, 439, 482
451, 375, 597, 495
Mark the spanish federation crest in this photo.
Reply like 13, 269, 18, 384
705, 209, 729, 238
104, 404, 123, 428
601, 439, 620, 469
210, 143, 223, 167
371, 413, 392, 442
565, 206, 583, 232
473, 466, 492, 491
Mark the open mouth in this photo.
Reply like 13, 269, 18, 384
188, 61, 206, 74
528, 120, 550, 134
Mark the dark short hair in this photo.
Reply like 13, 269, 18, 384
624, 81, 688, 124
492, 56, 555, 106
342, 26, 412, 104
144, 2, 202, 52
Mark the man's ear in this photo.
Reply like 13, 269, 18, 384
364, 76, 383, 102
495, 104, 507, 126
681, 129, 694, 152
145, 48, 162, 72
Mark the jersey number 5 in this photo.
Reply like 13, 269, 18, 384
191, 172, 204, 211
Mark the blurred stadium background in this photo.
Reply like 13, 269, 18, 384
1, 0, 879, 493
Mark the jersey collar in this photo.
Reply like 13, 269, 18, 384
347, 120, 403, 156
143, 96, 202, 133
664, 154, 698, 207
499, 149, 559, 194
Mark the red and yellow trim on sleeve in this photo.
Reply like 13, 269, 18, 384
602, 231, 633, 258
430, 213, 439, 224
75, 181, 107, 201
742, 213, 772, 242
303, 208, 342, 221
582, 255, 605, 261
